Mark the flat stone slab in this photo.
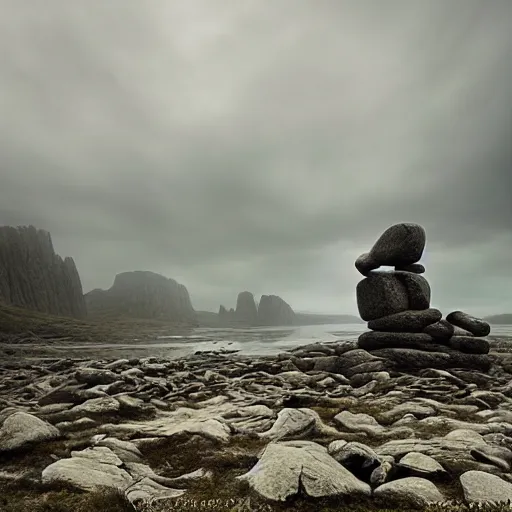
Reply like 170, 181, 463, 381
368, 309, 442, 332
104, 417, 232, 444
358, 332, 442, 352
369, 348, 491, 371
448, 336, 490, 354
98, 399, 243, 443
125, 477, 185, 505
398, 452, 446, 475
42, 457, 133, 492
71, 396, 120, 416
395, 263, 425, 274
258, 408, 339, 441
333, 410, 413, 439
71, 446, 123, 466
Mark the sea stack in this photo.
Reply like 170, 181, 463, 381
355, 223, 492, 371
257, 295, 296, 326
235, 291, 259, 326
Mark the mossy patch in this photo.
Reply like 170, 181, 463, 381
0, 485, 134, 512
139, 433, 267, 479
310, 406, 341, 422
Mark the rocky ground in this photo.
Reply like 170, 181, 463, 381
2, 341, 512, 511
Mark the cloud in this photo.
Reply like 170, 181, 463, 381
0, 0, 511, 315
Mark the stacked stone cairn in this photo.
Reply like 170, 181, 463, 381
355, 223, 492, 371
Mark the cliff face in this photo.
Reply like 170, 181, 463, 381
257, 295, 296, 326
85, 271, 196, 324
0, 225, 86, 318
235, 291, 258, 325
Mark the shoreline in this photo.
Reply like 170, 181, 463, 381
2, 331, 512, 365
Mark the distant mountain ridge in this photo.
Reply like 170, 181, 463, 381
484, 314, 512, 324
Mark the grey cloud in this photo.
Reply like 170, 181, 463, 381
0, 0, 511, 315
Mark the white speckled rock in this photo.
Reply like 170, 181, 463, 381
71, 396, 120, 415
460, 471, 512, 503
237, 441, 371, 501
334, 410, 385, 436
71, 446, 123, 466
327, 439, 348, 456
124, 477, 185, 505
0, 412, 59, 452
374, 477, 444, 507
96, 437, 143, 463
103, 417, 232, 443
259, 408, 339, 441
399, 452, 446, 475
42, 457, 133, 491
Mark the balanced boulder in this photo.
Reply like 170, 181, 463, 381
354, 223, 492, 371
355, 223, 426, 276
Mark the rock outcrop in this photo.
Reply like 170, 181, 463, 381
355, 223, 492, 371
218, 292, 296, 326
84, 271, 196, 324
257, 295, 296, 326
0, 225, 86, 318
235, 291, 258, 325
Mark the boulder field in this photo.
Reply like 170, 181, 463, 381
1, 341, 512, 510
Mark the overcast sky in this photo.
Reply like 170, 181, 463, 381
0, 1, 511, 316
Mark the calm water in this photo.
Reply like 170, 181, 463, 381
11, 324, 512, 360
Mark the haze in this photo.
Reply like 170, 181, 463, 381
0, 1, 511, 317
